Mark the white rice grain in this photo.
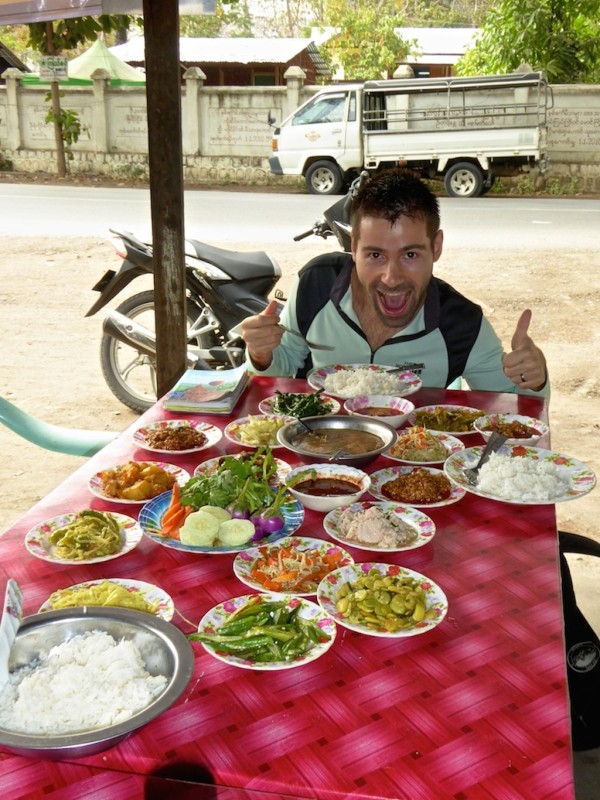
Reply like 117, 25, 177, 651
477, 452, 569, 502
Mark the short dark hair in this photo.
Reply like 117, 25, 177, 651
350, 169, 440, 243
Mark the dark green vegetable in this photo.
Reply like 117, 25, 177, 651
189, 597, 331, 663
270, 390, 332, 417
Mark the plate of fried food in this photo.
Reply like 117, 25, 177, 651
224, 414, 293, 448
88, 460, 190, 504
384, 426, 465, 465
39, 578, 174, 621
317, 563, 448, 637
409, 404, 485, 435
133, 419, 222, 454
25, 509, 142, 564
369, 465, 466, 508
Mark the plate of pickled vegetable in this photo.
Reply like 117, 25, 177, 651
409, 405, 485, 435
190, 593, 336, 669
317, 563, 448, 637
39, 578, 174, 621
258, 391, 340, 417
25, 509, 142, 565
233, 536, 354, 596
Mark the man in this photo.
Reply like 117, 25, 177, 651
241, 169, 549, 396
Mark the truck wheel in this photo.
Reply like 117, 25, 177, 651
444, 163, 484, 198
305, 161, 344, 195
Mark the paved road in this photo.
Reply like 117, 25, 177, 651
2, 183, 600, 250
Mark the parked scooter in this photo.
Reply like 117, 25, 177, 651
86, 178, 363, 413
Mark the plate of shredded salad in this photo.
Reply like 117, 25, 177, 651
39, 578, 174, 621
233, 536, 354, 596
384, 427, 465, 465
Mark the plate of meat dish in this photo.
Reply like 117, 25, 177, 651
133, 419, 222, 454
323, 501, 436, 552
369, 465, 466, 508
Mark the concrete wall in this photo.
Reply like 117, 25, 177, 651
1, 66, 599, 192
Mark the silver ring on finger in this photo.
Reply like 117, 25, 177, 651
520, 373, 526, 382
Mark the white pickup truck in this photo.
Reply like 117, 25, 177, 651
268, 71, 552, 197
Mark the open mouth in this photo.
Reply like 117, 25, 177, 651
377, 290, 411, 317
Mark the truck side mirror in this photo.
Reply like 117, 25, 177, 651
267, 111, 277, 127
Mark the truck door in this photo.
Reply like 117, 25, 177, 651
275, 89, 361, 175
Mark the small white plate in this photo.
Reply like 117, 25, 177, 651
197, 593, 336, 669
369, 465, 465, 507
307, 364, 422, 399
409, 404, 485, 435
384, 429, 465, 465
323, 501, 436, 552
133, 419, 222, 454
233, 536, 354, 596
317, 563, 448, 638
88, 461, 190, 504
224, 414, 292, 449
258, 393, 341, 416
25, 511, 142, 565
39, 578, 174, 621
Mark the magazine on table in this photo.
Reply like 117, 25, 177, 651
163, 364, 249, 413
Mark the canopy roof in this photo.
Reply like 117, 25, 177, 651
69, 38, 145, 82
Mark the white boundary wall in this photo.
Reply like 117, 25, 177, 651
1, 66, 599, 191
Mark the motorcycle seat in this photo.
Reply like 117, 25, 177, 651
185, 240, 278, 281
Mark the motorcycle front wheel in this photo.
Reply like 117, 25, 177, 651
100, 290, 217, 413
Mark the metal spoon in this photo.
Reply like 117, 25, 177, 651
463, 432, 508, 486
0, 579, 23, 689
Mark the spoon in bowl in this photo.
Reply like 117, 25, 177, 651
0, 579, 23, 689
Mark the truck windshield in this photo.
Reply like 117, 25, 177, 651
292, 93, 347, 126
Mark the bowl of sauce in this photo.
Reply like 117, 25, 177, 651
473, 413, 549, 447
277, 415, 397, 468
286, 464, 371, 512
344, 395, 415, 429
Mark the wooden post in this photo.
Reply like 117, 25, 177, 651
142, 0, 187, 398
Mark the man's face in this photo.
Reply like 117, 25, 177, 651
351, 214, 443, 329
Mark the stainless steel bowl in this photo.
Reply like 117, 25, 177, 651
0, 607, 195, 759
277, 414, 397, 468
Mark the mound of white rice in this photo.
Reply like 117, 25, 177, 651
0, 630, 168, 735
477, 452, 570, 502
323, 367, 406, 397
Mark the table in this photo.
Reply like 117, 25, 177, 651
0, 378, 575, 800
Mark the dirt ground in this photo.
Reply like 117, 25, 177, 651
1, 232, 599, 626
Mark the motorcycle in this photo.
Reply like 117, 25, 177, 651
86, 178, 361, 414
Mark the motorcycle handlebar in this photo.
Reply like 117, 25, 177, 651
293, 229, 315, 241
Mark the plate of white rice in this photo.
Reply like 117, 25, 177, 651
444, 445, 596, 504
307, 364, 422, 399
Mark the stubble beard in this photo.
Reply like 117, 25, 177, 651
371, 284, 425, 329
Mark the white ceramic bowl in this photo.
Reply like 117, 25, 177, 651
343, 395, 415, 429
473, 413, 549, 447
286, 463, 371, 513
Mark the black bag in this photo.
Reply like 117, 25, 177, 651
559, 531, 600, 751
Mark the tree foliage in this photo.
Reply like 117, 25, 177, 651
456, 0, 600, 83
319, 0, 409, 80
180, 1, 252, 38
26, 15, 140, 55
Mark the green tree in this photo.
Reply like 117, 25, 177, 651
180, 1, 250, 37
320, 0, 409, 80
26, 15, 139, 177
456, 0, 600, 83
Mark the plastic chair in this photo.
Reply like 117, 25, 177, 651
0, 395, 116, 457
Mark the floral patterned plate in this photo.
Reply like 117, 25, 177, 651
317, 563, 448, 638
233, 536, 354, 596
444, 445, 596, 504
39, 578, 174, 621
323, 501, 436, 552
408, 404, 484, 436
88, 461, 190, 505
133, 419, 222, 455
258, 393, 341, 416
369, 465, 466, 508
196, 593, 336, 670
384, 429, 465, 465
307, 364, 422, 399
223, 414, 293, 449
25, 511, 142, 565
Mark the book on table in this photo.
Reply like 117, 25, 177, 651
163, 365, 249, 413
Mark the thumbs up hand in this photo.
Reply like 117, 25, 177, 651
502, 309, 547, 391
240, 299, 284, 371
